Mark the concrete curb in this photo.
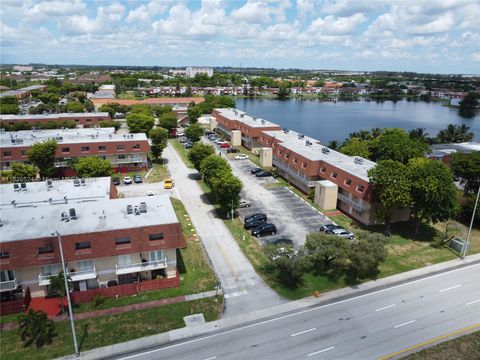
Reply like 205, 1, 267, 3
59, 253, 480, 360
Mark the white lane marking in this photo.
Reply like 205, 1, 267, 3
307, 346, 335, 357
439, 284, 462, 293
117, 263, 480, 360
224, 290, 248, 299
466, 299, 480, 306
291, 328, 317, 337
202, 357, 216, 360
394, 320, 416, 329
375, 304, 396, 312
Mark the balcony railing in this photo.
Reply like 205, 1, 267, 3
0, 278, 19, 292
54, 161, 68, 168
113, 157, 144, 165
273, 159, 316, 187
115, 258, 168, 275
337, 192, 364, 213
38, 267, 97, 286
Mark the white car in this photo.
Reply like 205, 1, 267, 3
146, 191, 155, 196
327, 228, 355, 240
239, 199, 251, 208
123, 176, 132, 185
235, 154, 249, 160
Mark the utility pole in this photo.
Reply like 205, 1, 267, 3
54, 231, 79, 357
462, 184, 480, 259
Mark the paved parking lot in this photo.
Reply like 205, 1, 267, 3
212, 141, 331, 247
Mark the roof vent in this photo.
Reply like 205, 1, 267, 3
126, 205, 133, 214
253, 117, 257, 121
139, 202, 147, 213
73, 179, 80, 187
46, 179, 53, 188
20, 183, 27, 191
80, 178, 86, 186
306, 140, 312, 146
354, 157, 364, 165
283, 128, 289, 133
134, 205, 140, 216
13, 183, 20, 191
261, 119, 265, 124
322, 147, 330, 154
298, 134, 305, 139
69, 208, 77, 219
61, 211, 69, 221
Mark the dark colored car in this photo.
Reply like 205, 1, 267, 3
244, 218, 266, 230
113, 177, 120, 185
250, 167, 262, 174
271, 238, 294, 246
133, 175, 143, 183
320, 223, 341, 232
252, 223, 277, 237
244, 213, 267, 223
227, 147, 239, 153
256, 171, 272, 177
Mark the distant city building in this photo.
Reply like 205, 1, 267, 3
90, 84, 116, 99
12, 65, 34, 72
0, 112, 111, 129
90, 97, 204, 112
0, 85, 47, 101
169, 67, 213, 78
0, 127, 150, 174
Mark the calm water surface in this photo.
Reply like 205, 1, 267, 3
236, 98, 480, 143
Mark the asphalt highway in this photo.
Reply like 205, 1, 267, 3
115, 263, 479, 360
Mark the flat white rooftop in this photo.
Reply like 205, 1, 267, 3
430, 142, 480, 153
215, 108, 281, 129
0, 177, 112, 210
263, 130, 376, 181
0, 112, 110, 121
1, 127, 147, 147
1, 195, 178, 242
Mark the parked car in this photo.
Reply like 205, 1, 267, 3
244, 213, 267, 223
123, 176, 132, 185
184, 142, 194, 148
112, 177, 120, 185
180, 123, 189, 128
250, 167, 262, 174
176, 132, 185, 137
244, 218, 266, 230
133, 175, 143, 183
205, 131, 215, 136
220, 142, 230, 148
146, 191, 155, 196
235, 154, 249, 160
164, 178, 174, 189
256, 171, 272, 177
252, 223, 277, 237
179, 137, 189, 144
214, 139, 225, 144
239, 199, 251, 208
326, 228, 355, 240
271, 238, 294, 246
320, 223, 341, 232
227, 147, 239, 153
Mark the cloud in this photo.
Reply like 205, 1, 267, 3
407, 11, 455, 34
308, 13, 367, 35
231, 1, 273, 24
126, 1, 170, 24
472, 52, 480, 62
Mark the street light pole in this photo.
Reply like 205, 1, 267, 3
462, 184, 480, 259
54, 231, 79, 357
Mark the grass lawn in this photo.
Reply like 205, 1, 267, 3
402, 330, 480, 360
0, 312, 21, 325
169, 139, 194, 168
117, 91, 144, 100
146, 163, 169, 183
0, 297, 223, 360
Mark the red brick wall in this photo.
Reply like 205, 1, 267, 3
70, 275, 180, 303
0, 114, 111, 127
0, 298, 25, 315
0, 224, 185, 270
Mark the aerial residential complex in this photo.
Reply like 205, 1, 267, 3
211, 108, 409, 225
0, 112, 111, 128
0, 127, 150, 174
0, 177, 184, 306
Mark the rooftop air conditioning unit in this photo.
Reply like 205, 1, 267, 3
139, 202, 147, 213
354, 157, 364, 164
20, 183, 27, 191
73, 179, 80, 187
69, 208, 77, 219
13, 183, 20, 191
80, 178, 86, 186
298, 134, 305, 139
261, 119, 265, 124
322, 147, 330, 154
126, 205, 133, 214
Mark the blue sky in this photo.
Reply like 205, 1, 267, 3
1, 0, 479, 74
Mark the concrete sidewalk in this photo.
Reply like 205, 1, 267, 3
61, 252, 480, 360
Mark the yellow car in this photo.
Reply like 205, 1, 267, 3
164, 178, 174, 189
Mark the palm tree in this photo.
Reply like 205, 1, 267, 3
370, 128, 383, 138
18, 309, 56, 348
349, 130, 371, 140
49, 272, 72, 314
437, 124, 474, 143
327, 140, 341, 150
408, 128, 429, 143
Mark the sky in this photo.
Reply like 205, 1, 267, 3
1, 0, 479, 74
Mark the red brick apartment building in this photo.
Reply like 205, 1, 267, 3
212, 108, 281, 149
0, 178, 184, 310
0, 127, 150, 174
0, 112, 111, 128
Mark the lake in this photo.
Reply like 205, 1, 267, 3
235, 98, 480, 143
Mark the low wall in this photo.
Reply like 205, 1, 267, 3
71, 276, 180, 304
0, 287, 30, 316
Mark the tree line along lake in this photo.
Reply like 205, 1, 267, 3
235, 98, 480, 143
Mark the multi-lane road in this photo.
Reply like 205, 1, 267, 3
114, 262, 479, 360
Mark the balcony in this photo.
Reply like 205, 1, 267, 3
115, 258, 168, 275
54, 161, 68, 168
38, 267, 97, 286
0, 278, 19, 292
114, 157, 144, 165
337, 192, 364, 213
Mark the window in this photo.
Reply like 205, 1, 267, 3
285, 153, 289, 159
0, 251, 10, 259
38, 243, 54, 255
320, 166, 326, 173
115, 237, 131, 245
0, 270, 15, 282
293, 158, 298, 163
302, 162, 307, 168
150, 250, 165, 262
278, 150, 282, 155
75, 241, 91, 250
345, 179, 352, 186
117, 145, 125, 150
61, 147, 70, 153
118, 154, 126, 159
98, 146, 106, 151
77, 260, 93, 271
81, 146, 89, 152
149, 233, 164, 241
42, 264, 58, 276
3, 151, 12, 157
357, 185, 365, 193
117, 254, 132, 266
133, 144, 140, 149
21, 151, 26, 156
331, 172, 338, 179
86, 118, 92, 122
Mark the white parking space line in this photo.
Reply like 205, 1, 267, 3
307, 346, 335, 357
439, 284, 462, 293
291, 328, 317, 337
466, 299, 480, 306
394, 320, 416, 329
224, 290, 248, 299
375, 304, 396, 312
202, 357, 217, 360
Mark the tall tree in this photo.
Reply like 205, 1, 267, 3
408, 128, 430, 143
407, 158, 460, 233
98, 105, 115, 118
149, 127, 169, 161
304, 232, 349, 272
211, 171, 243, 215
339, 138, 371, 159
200, 155, 231, 187
263, 248, 306, 288
327, 140, 341, 150
450, 151, 480, 195
10, 162, 37, 181
27, 139, 57, 178
158, 112, 178, 133
48, 273, 72, 314
126, 113, 155, 136
277, 84, 291, 99
189, 142, 215, 171
371, 128, 429, 164
184, 123, 204, 142
436, 124, 474, 143
73, 156, 113, 177
348, 236, 387, 282
64, 101, 84, 113
458, 91, 480, 118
